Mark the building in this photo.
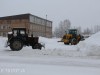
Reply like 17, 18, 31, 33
0, 13, 52, 37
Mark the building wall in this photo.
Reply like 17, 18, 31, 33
0, 14, 52, 38
29, 15, 52, 37
0, 19, 29, 37
0, 20, 10, 36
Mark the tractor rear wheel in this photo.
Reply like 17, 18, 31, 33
10, 39, 23, 51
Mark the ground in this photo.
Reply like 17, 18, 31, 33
0, 32, 100, 75
0, 55, 100, 75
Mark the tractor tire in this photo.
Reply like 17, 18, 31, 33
32, 43, 42, 50
10, 39, 23, 51
71, 38, 77, 45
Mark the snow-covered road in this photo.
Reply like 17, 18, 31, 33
0, 48, 100, 75
0, 56, 100, 75
0, 56, 100, 67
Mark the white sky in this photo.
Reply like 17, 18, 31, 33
0, 0, 100, 30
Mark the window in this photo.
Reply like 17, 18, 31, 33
42, 20, 45, 25
0, 32, 3, 36
49, 22, 52, 27
30, 15, 35, 23
46, 21, 52, 27
7, 20, 11, 24
30, 24, 32, 30
34, 17, 37, 23
1, 32, 7, 37
7, 25, 11, 29
47, 21, 49, 27
3, 26, 6, 29
37, 18, 41, 24
1, 25, 3, 29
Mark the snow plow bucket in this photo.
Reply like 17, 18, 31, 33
40, 42, 45, 48
57, 41, 63, 42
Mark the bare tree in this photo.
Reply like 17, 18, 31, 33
76, 26, 82, 34
83, 28, 92, 35
93, 25, 100, 33
53, 19, 71, 37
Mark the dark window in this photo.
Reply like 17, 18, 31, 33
7, 20, 11, 24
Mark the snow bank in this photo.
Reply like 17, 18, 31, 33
0, 36, 84, 57
38, 37, 85, 57
0, 37, 7, 49
39, 37, 77, 50
0, 33, 100, 57
78, 31, 100, 56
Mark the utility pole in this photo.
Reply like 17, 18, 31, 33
45, 15, 47, 37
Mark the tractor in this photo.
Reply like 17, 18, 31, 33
6, 28, 44, 51
58, 29, 84, 45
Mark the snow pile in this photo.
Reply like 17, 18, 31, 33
0, 36, 83, 57
38, 37, 83, 57
39, 37, 77, 50
78, 31, 100, 56
0, 33, 100, 57
0, 37, 7, 49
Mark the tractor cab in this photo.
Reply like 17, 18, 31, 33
8, 28, 28, 41
58, 29, 84, 45
67, 29, 78, 38
68, 29, 77, 35
12, 28, 27, 36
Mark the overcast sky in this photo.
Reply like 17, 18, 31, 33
0, 0, 100, 30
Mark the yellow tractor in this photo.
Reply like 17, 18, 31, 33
58, 29, 84, 45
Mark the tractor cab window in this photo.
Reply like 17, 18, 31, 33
12, 28, 26, 37
68, 30, 77, 35
20, 30, 25, 34
73, 30, 77, 34
13, 30, 17, 36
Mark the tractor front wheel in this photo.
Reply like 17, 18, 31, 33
32, 43, 42, 50
71, 38, 77, 45
10, 39, 23, 51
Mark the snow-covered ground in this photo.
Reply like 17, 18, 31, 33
0, 56, 100, 75
0, 32, 100, 75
